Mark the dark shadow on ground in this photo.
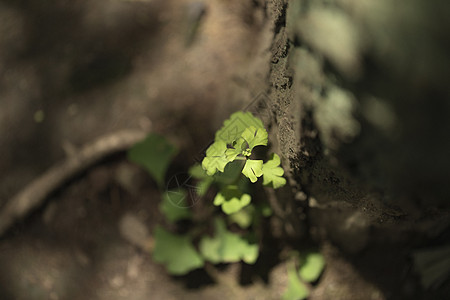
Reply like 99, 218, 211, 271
0, 0, 166, 200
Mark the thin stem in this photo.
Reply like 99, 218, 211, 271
233, 156, 247, 161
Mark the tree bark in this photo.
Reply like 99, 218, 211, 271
261, 0, 450, 297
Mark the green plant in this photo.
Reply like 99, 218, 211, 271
283, 252, 326, 300
199, 111, 286, 214
128, 133, 178, 188
127, 114, 327, 299
152, 226, 204, 275
128, 112, 287, 277
199, 218, 259, 264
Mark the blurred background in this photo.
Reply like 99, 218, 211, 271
1, 0, 449, 299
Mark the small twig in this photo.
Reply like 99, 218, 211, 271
0, 129, 148, 237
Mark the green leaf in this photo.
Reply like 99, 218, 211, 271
199, 234, 222, 264
213, 160, 244, 185
228, 205, 254, 229
128, 133, 178, 187
202, 140, 230, 175
196, 177, 214, 196
189, 164, 213, 196
189, 164, 208, 179
199, 218, 258, 264
299, 253, 325, 283
262, 153, 286, 189
160, 190, 192, 223
225, 137, 246, 161
152, 226, 204, 275
241, 126, 268, 151
242, 159, 263, 183
283, 263, 310, 300
215, 111, 265, 144
222, 194, 251, 215
213, 186, 251, 214
213, 192, 225, 206
260, 203, 273, 217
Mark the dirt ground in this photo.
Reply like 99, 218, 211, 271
1, 0, 448, 299
0, 0, 285, 299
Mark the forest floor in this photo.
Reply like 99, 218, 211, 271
0, 0, 288, 299
0, 156, 292, 300
0, 0, 446, 299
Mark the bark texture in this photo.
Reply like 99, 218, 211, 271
263, 0, 450, 298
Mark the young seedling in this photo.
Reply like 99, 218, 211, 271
129, 112, 288, 276
200, 111, 286, 214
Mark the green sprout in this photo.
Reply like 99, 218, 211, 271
128, 111, 288, 276
201, 111, 286, 214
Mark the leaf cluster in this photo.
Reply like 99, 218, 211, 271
126, 113, 290, 279
152, 214, 260, 275
128, 132, 262, 275
201, 111, 286, 214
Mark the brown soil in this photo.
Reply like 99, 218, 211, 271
1, 0, 449, 299
0, 1, 286, 299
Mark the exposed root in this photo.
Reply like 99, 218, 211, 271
0, 129, 148, 237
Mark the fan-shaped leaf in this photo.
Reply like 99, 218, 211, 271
160, 190, 192, 223
153, 227, 204, 275
262, 153, 286, 188
283, 263, 310, 300
241, 126, 268, 151
202, 140, 230, 175
128, 134, 178, 187
242, 159, 263, 183
199, 218, 258, 264
213, 186, 251, 214
215, 111, 265, 144
299, 252, 325, 283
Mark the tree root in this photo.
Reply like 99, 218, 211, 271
0, 129, 148, 237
